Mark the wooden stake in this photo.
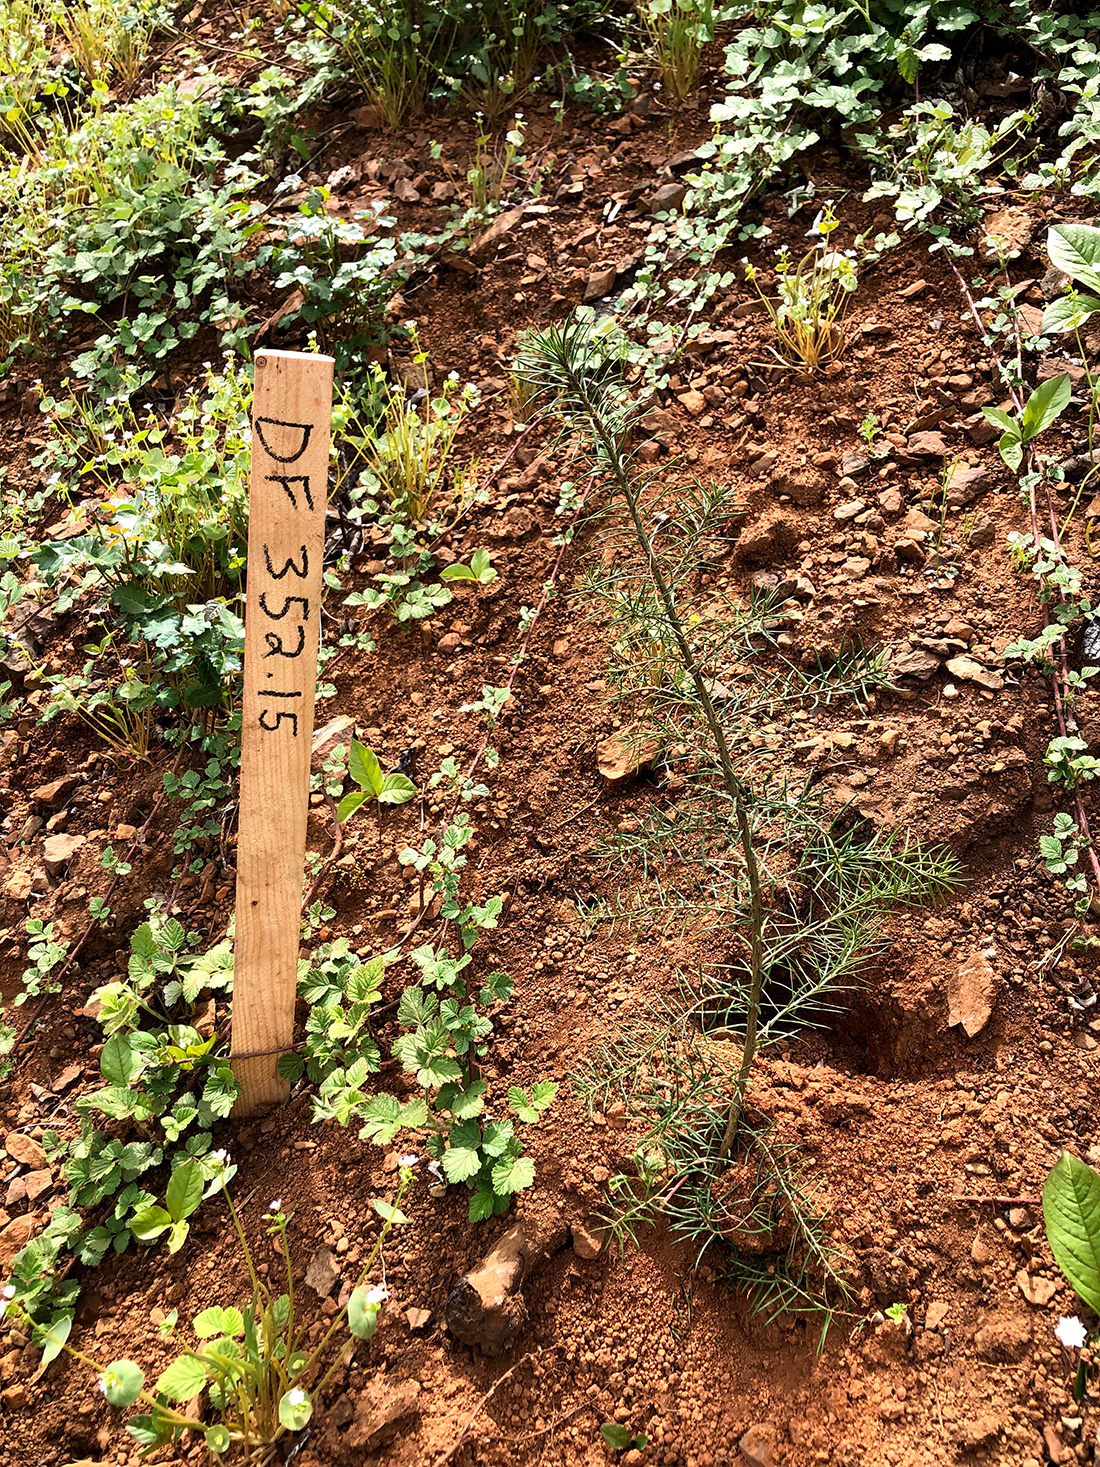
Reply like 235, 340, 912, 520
232, 350, 334, 1114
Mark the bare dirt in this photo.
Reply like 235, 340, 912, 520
0, 51, 1098, 1467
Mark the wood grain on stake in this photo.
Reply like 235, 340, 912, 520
233, 350, 334, 1113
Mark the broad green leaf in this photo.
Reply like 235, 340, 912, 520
165, 1159, 203, 1222
348, 1285, 385, 1340
205, 1425, 232, 1454
998, 431, 1023, 472
1043, 1149, 1100, 1314
102, 1359, 144, 1408
155, 1353, 208, 1402
101, 1033, 136, 1086
469, 548, 495, 583
336, 789, 368, 823
356, 1093, 402, 1145
440, 562, 477, 582
379, 773, 417, 806
468, 1182, 497, 1222
371, 1198, 409, 1225
1039, 835, 1064, 862
491, 1155, 535, 1195
1047, 223, 1100, 294
442, 1145, 482, 1184
1021, 373, 1071, 442
167, 1219, 191, 1255
193, 1306, 244, 1340
129, 1204, 172, 1241
981, 405, 1017, 435
348, 740, 383, 797
278, 1388, 313, 1431
32, 1313, 72, 1372
278, 1051, 305, 1083
601, 1423, 635, 1451
450, 1080, 488, 1120
1042, 293, 1100, 335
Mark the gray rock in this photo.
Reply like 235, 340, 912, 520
648, 181, 686, 215
583, 265, 618, 301
945, 463, 991, 506
906, 430, 949, 458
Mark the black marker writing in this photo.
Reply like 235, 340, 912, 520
259, 593, 309, 621
254, 417, 313, 464
259, 709, 299, 736
263, 544, 309, 580
263, 626, 306, 659
265, 474, 314, 512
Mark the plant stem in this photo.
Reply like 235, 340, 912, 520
551, 348, 767, 1156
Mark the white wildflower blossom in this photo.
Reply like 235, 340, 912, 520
365, 1287, 388, 1304
1056, 1316, 1088, 1350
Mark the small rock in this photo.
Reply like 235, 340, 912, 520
304, 1246, 340, 1300
1044, 1423, 1072, 1464
572, 1222, 605, 1261
906, 430, 949, 458
1016, 1270, 1058, 1307
430, 180, 457, 202
973, 1312, 1032, 1362
0, 1214, 34, 1270
899, 279, 929, 298
948, 950, 998, 1037
739, 1423, 777, 1467
597, 726, 660, 788
980, 205, 1035, 261
468, 204, 526, 260
840, 451, 870, 476
676, 388, 706, 416
945, 463, 991, 507
405, 1307, 432, 1331
4, 1131, 47, 1169
41, 833, 85, 876
583, 266, 618, 302
437, 632, 462, 653
648, 181, 686, 215
30, 775, 80, 807
969, 513, 996, 548
892, 648, 940, 681
899, 507, 936, 538
392, 178, 420, 204
945, 655, 1003, 692
878, 486, 903, 515
833, 500, 865, 523
926, 1301, 949, 1330
954, 1413, 1003, 1449
1042, 262, 1072, 301
3, 869, 32, 901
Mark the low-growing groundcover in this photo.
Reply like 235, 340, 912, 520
1, 0, 1100, 1463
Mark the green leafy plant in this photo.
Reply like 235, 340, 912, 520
601, 1420, 649, 1453
1044, 736, 1100, 792
637, 0, 714, 102
4, 914, 238, 1337
1043, 1150, 1100, 1316
128, 1158, 205, 1255
17, 1158, 413, 1461
266, 189, 398, 369
1042, 223, 1100, 337
336, 739, 417, 823
519, 316, 960, 1328
440, 547, 497, 585
983, 373, 1072, 472
744, 204, 858, 370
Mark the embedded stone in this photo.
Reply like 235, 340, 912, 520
41, 833, 85, 876
948, 950, 997, 1037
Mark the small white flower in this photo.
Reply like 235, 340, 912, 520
448, 370, 460, 382
97, 1375, 109, 1395
1056, 1316, 1088, 1349
399, 1153, 419, 1167
284, 1388, 308, 1407
365, 1287, 388, 1304
0, 1284, 13, 1321
210, 1148, 229, 1165
268, 1197, 283, 1212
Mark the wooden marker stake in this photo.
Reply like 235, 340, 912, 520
232, 349, 334, 1114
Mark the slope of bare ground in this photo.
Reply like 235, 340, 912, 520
0, 77, 1097, 1467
